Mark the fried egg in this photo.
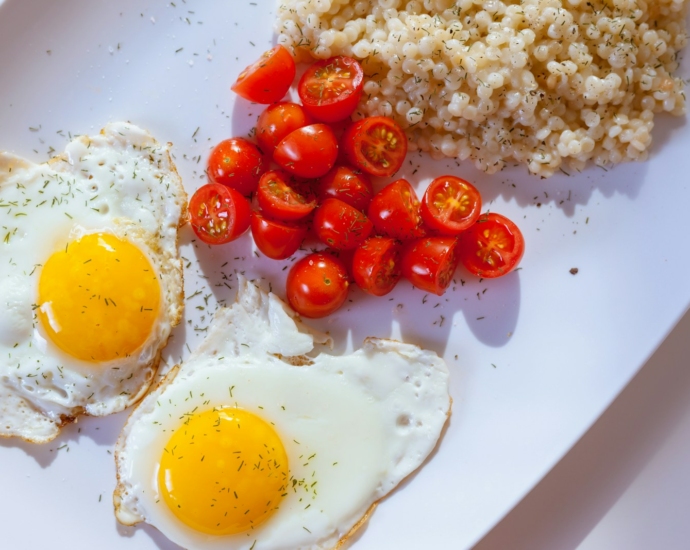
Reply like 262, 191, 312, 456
0, 122, 187, 443
114, 276, 450, 549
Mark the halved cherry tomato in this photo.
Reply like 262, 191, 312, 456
257, 170, 317, 222
250, 210, 307, 260
368, 178, 425, 240
457, 213, 525, 278
341, 116, 407, 177
189, 183, 251, 245
256, 102, 313, 155
318, 165, 373, 212
421, 175, 482, 235
273, 124, 338, 179
286, 253, 350, 318
231, 45, 295, 104
313, 198, 373, 250
401, 236, 460, 296
298, 56, 364, 123
207, 137, 266, 196
352, 237, 402, 296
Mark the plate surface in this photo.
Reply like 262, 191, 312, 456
0, 1, 688, 549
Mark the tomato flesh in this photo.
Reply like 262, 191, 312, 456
421, 175, 482, 235
401, 236, 460, 296
273, 124, 338, 179
256, 102, 313, 155
231, 45, 296, 104
257, 170, 317, 222
352, 237, 402, 296
342, 116, 407, 177
367, 178, 425, 240
250, 211, 307, 260
318, 165, 373, 213
286, 253, 350, 318
189, 183, 251, 245
298, 56, 364, 123
313, 198, 373, 250
207, 138, 266, 196
458, 213, 525, 278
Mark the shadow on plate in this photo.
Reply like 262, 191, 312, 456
117, 521, 185, 550
187, 210, 523, 358
0, 409, 125, 468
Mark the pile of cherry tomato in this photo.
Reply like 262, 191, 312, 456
188, 45, 525, 319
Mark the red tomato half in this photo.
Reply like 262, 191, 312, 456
401, 237, 460, 296
257, 170, 317, 222
256, 102, 313, 155
421, 175, 482, 235
368, 178, 425, 240
286, 253, 350, 318
250, 211, 307, 260
341, 116, 407, 177
231, 45, 295, 104
317, 165, 373, 212
207, 138, 266, 196
273, 124, 338, 179
313, 198, 373, 250
189, 183, 251, 245
298, 56, 364, 123
352, 237, 402, 296
457, 213, 525, 278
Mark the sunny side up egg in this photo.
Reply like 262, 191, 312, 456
0, 122, 186, 443
114, 276, 450, 550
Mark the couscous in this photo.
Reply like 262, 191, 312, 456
276, 0, 688, 177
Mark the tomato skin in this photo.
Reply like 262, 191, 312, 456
401, 236, 460, 296
250, 211, 307, 260
367, 179, 425, 240
341, 116, 407, 177
352, 237, 402, 296
188, 183, 251, 245
298, 56, 364, 123
273, 124, 339, 179
207, 138, 266, 196
457, 213, 525, 278
256, 102, 313, 155
421, 175, 482, 236
317, 165, 373, 212
257, 170, 317, 222
286, 253, 350, 318
231, 45, 295, 104
313, 198, 373, 250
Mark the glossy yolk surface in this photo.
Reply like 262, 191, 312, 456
38, 232, 160, 362
158, 408, 289, 535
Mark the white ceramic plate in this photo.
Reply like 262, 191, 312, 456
0, 1, 688, 549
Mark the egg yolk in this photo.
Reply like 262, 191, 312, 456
158, 408, 289, 535
37, 232, 160, 362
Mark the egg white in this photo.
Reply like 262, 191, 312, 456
0, 122, 187, 443
114, 276, 450, 550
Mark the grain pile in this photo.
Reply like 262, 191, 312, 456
276, 0, 688, 177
